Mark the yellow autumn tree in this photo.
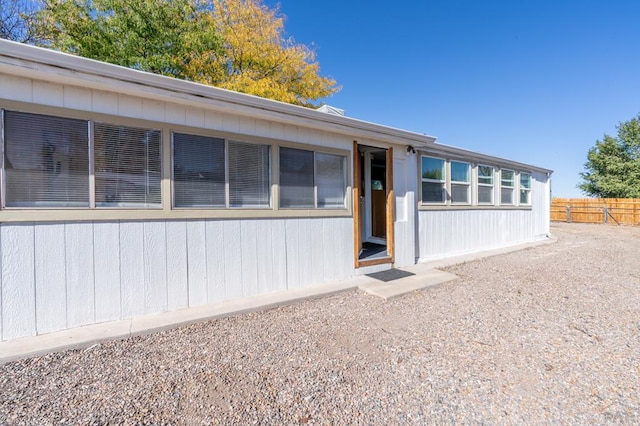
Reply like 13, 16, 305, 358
184, 0, 339, 106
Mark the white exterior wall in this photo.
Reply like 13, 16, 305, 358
0, 217, 353, 341
417, 171, 551, 262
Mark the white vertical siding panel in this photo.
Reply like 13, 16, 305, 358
310, 219, 324, 285
339, 217, 354, 279
93, 222, 121, 323
221, 113, 240, 134
120, 222, 145, 318
1, 225, 35, 340
185, 107, 205, 128
284, 220, 300, 289
254, 119, 271, 139
0, 75, 32, 102
223, 220, 243, 299
186, 220, 208, 306
143, 222, 168, 314
204, 111, 222, 130
91, 90, 118, 115
296, 219, 313, 287
34, 224, 66, 334
165, 221, 189, 310
239, 117, 256, 136
322, 219, 337, 282
166, 103, 187, 126
205, 220, 226, 303
270, 122, 285, 140
32, 81, 63, 107
65, 223, 95, 328
63, 86, 92, 111
142, 99, 166, 122
240, 220, 259, 296
118, 94, 143, 119
284, 125, 298, 143
255, 220, 274, 294
271, 220, 288, 291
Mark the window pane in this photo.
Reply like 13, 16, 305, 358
229, 141, 270, 208
421, 156, 444, 180
451, 161, 470, 183
478, 165, 494, 185
478, 186, 493, 204
4, 110, 89, 207
451, 183, 469, 203
94, 123, 161, 207
501, 169, 515, 187
520, 189, 531, 205
501, 188, 514, 204
316, 153, 346, 208
422, 181, 444, 203
173, 133, 225, 207
520, 173, 531, 189
280, 147, 314, 208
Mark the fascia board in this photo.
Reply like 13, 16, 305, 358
0, 40, 437, 147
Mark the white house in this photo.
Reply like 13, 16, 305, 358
0, 40, 552, 341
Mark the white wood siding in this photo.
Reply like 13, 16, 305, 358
0, 217, 353, 341
417, 173, 551, 262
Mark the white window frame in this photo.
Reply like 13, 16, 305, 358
450, 160, 471, 205
476, 164, 495, 205
421, 155, 446, 204
500, 169, 515, 205
519, 172, 532, 206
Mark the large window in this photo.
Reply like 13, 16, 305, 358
172, 133, 270, 208
450, 160, 470, 204
94, 123, 161, 207
3, 110, 89, 207
421, 156, 446, 203
520, 173, 532, 205
477, 165, 494, 205
500, 169, 515, 205
279, 147, 346, 209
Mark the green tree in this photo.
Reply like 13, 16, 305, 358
31, 0, 339, 106
579, 114, 640, 198
1, 0, 40, 42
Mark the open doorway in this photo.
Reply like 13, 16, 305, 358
354, 142, 394, 267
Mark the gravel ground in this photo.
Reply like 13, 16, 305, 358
1, 222, 640, 424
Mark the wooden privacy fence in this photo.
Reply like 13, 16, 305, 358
551, 198, 640, 225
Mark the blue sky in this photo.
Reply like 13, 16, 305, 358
265, 1, 640, 198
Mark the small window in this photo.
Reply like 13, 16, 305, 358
279, 147, 346, 209
520, 173, 532, 205
450, 161, 470, 204
173, 132, 225, 208
94, 122, 161, 208
500, 169, 515, 205
228, 140, 270, 208
421, 156, 445, 203
3, 110, 90, 207
477, 165, 494, 205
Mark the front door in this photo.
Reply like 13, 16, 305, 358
353, 142, 394, 268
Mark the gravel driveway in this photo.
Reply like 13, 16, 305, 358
1, 222, 639, 424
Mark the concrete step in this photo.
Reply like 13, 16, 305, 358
358, 268, 458, 300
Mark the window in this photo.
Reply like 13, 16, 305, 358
500, 169, 515, 205
450, 161, 470, 204
3, 110, 89, 207
421, 156, 445, 203
477, 165, 494, 205
228, 140, 270, 208
94, 122, 161, 207
279, 147, 346, 209
173, 133, 225, 207
520, 172, 532, 205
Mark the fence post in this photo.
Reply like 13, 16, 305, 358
567, 205, 571, 223
604, 207, 608, 224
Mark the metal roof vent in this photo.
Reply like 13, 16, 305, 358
316, 104, 345, 116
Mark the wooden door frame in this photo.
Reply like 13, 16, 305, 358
353, 142, 395, 268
